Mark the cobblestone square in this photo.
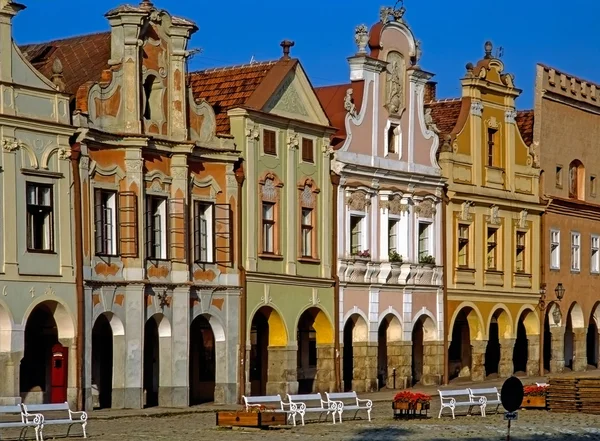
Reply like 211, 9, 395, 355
32, 404, 600, 441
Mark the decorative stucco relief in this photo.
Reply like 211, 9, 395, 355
386, 51, 405, 116
415, 199, 436, 218
486, 205, 501, 225
380, 194, 408, 215
346, 189, 371, 212
460, 201, 474, 221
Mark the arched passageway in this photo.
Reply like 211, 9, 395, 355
513, 319, 528, 374
92, 314, 113, 409
342, 314, 368, 391
250, 311, 269, 396
543, 314, 551, 373
297, 307, 334, 394
143, 317, 159, 407
189, 315, 215, 405
377, 314, 402, 389
448, 307, 481, 380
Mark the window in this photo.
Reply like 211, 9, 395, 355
487, 227, 498, 270
418, 222, 430, 260
194, 201, 213, 263
145, 196, 168, 260
550, 229, 560, 270
556, 165, 563, 188
262, 202, 275, 253
301, 138, 314, 163
571, 232, 581, 272
263, 129, 277, 156
94, 189, 117, 255
26, 182, 53, 252
515, 231, 526, 272
592, 235, 600, 274
350, 215, 363, 255
569, 160, 584, 200
301, 208, 313, 257
457, 224, 469, 267
591, 175, 597, 197
388, 219, 398, 254
487, 128, 497, 167
387, 124, 400, 154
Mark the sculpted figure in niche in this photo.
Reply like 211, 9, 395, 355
386, 52, 405, 115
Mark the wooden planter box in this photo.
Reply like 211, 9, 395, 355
522, 395, 546, 409
216, 411, 287, 428
392, 401, 430, 419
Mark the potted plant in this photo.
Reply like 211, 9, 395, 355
392, 390, 431, 418
522, 384, 548, 409
352, 250, 371, 260
419, 255, 436, 265
389, 251, 403, 263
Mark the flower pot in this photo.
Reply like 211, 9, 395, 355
392, 401, 411, 410
522, 395, 546, 409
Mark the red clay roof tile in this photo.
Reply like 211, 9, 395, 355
516, 110, 534, 146
425, 98, 462, 135
315, 82, 364, 148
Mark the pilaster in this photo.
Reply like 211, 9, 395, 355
572, 329, 587, 372
123, 284, 144, 408
471, 340, 487, 382
169, 154, 188, 283
315, 344, 336, 393
526, 334, 541, 377
499, 338, 515, 378
123, 148, 144, 280
285, 131, 297, 275
421, 341, 443, 386
266, 346, 298, 396
549, 326, 565, 373
170, 286, 190, 406
351, 342, 378, 392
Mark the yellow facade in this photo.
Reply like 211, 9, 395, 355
429, 42, 544, 381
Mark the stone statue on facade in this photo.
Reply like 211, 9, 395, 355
424, 108, 440, 134
386, 52, 405, 115
380, 2, 406, 24
344, 88, 357, 118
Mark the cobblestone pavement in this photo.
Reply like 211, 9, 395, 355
24, 404, 600, 440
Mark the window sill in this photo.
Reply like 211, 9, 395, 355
27, 249, 56, 255
592, 271, 600, 275
195, 260, 216, 266
571, 269, 581, 274
96, 253, 120, 258
146, 258, 170, 263
549, 267, 560, 272
259, 253, 284, 261
485, 269, 504, 275
298, 257, 321, 265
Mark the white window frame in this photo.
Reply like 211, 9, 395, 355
571, 231, 581, 272
384, 119, 402, 158
550, 229, 560, 270
194, 201, 214, 263
592, 234, 600, 274
417, 221, 433, 262
388, 216, 400, 255
95, 189, 118, 256
147, 196, 168, 260
262, 201, 275, 254
348, 212, 367, 256
301, 207, 313, 257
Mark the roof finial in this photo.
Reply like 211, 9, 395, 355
484, 41, 493, 59
139, 0, 154, 11
51, 58, 66, 92
280, 40, 295, 60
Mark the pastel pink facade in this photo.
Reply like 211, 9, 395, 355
317, 6, 445, 391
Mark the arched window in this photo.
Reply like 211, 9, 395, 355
569, 160, 585, 200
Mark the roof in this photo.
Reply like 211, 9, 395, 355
425, 98, 462, 135
19, 32, 111, 96
516, 110, 534, 146
190, 59, 302, 135
315, 82, 364, 148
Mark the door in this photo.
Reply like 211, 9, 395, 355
50, 343, 68, 403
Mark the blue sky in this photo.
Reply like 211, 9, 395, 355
13, 0, 600, 109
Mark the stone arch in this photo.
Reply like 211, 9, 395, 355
144, 313, 171, 407
295, 306, 334, 345
378, 310, 403, 342
16, 141, 40, 169
192, 310, 225, 343
514, 306, 540, 337
22, 298, 75, 341
448, 304, 484, 381
249, 304, 288, 347
189, 313, 218, 405
568, 302, 585, 329
412, 310, 437, 342
448, 303, 484, 341
587, 302, 600, 368
564, 302, 586, 372
91, 312, 125, 409
513, 307, 539, 375
343, 313, 370, 391
487, 304, 513, 339
377, 312, 403, 390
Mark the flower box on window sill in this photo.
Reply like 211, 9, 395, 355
258, 253, 284, 261
298, 257, 320, 265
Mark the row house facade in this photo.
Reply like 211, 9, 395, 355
23, 1, 241, 408
427, 42, 544, 382
535, 64, 600, 375
190, 43, 338, 396
0, 0, 79, 406
317, 5, 446, 392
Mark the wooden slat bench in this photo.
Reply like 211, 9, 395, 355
286, 393, 338, 426
21, 402, 87, 440
438, 388, 483, 419
0, 405, 43, 441
242, 394, 298, 426
468, 387, 502, 417
324, 391, 372, 422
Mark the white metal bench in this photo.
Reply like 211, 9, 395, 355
438, 388, 482, 419
324, 391, 372, 422
468, 387, 502, 417
0, 405, 43, 441
242, 394, 298, 426
286, 393, 339, 426
21, 402, 87, 440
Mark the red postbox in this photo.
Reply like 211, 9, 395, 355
50, 343, 68, 403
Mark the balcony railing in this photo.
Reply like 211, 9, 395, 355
338, 258, 443, 286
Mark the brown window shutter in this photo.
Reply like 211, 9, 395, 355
263, 130, 276, 155
302, 138, 314, 163
118, 191, 138, 258
168, 198, 187, 263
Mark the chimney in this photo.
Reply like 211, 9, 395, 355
424, 81, 437, 103
280, 40, 295, 60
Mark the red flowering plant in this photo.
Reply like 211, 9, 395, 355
393, 391, 431, 405
523, 385, 548, 397
245, 404, 275, 413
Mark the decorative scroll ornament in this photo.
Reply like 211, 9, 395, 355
288, 133, 299, 150
505, 109, 517, 124
460, 201, 473, 221
354, 24, 369, 54
519, 209, 528, 228
380, 2, 406, 24
470, 101, 484, 117
245, 124, 260, 140
380, 194, 408, 215
262, 178, 278, 202
58, 148, 71, 160
344, 88, 357, 118
486, 205, 501, 225
346, 190, 370, 212
2, 138, 22, 152
486, 116, 500, 130
415, 199, 436, 218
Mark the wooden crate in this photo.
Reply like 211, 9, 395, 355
216, 411, 287, 428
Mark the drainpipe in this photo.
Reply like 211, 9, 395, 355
539, 206, 546, 377
69, 140, 85, 410
234, 161, 247, 403
330, 171, 342, 392
442, 186, 449, 385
